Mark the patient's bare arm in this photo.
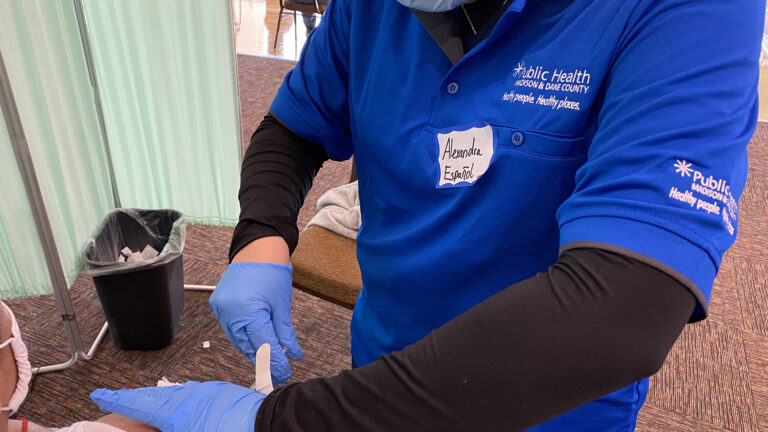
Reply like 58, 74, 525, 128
95, 414, 159, 431
6, 411, 160, 432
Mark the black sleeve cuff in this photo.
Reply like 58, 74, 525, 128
229, 220, 298, 262
254, 384, 299, 432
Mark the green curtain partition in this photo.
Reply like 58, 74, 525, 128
0, 0, 241, 299
83, 0, 242, 225
0, 113, 49, 298
0, 0, 115, 298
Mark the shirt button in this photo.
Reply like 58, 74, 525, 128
446, 82, 459, 95
511, 131, 525, 146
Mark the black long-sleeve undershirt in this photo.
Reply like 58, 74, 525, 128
232, 115, 696, 431
230, 114, 328, 260
255, 247, 694, 431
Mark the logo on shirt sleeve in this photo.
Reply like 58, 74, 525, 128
667, 159, 738, 235
674, 160, 693, 177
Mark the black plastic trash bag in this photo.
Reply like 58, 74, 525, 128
83, 209, 185, 276
82, 209, 186, 350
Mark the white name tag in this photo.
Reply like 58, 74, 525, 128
436, 124, 495, 188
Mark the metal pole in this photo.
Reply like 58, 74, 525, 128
83, 322, 109, 359
72, 0, 121, 208
227, 0, 245, 161
0, 49, 86, 366
184, 284, 216, 292
33, 354, 78, 375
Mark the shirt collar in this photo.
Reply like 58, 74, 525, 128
412, 0, 528, 66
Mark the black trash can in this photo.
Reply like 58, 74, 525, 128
82, 209, 186, 350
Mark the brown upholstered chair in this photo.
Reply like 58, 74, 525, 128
273, 0, 328, 50
291, 163, 361, 310
291, 225, 361, 309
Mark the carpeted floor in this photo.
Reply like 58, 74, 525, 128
6, 54, 768, 431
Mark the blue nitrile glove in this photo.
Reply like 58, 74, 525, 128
91, 381, 265, 432
209, 262, 303, 384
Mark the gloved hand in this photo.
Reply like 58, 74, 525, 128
209, 262, 303, 384
91, 381, 265, 432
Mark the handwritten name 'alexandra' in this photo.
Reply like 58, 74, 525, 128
441, 137, 483, 161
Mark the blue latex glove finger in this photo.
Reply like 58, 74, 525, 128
90, 385, 189, 424
272, 287, 304, 360
209, 262, 304, 383
244, 310, 293, 383
91, 381, 266, 432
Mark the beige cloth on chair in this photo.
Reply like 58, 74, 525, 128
305, 181, 360, 240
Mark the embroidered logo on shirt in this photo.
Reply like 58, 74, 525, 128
667, 159, 738, 235
674, 159, 693, 177
513, 61, 527, 77
503, 61, 592, 112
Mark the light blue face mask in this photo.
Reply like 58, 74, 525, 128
396, 0, 471, 12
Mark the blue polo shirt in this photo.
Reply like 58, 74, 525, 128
272, 0, 761, 429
